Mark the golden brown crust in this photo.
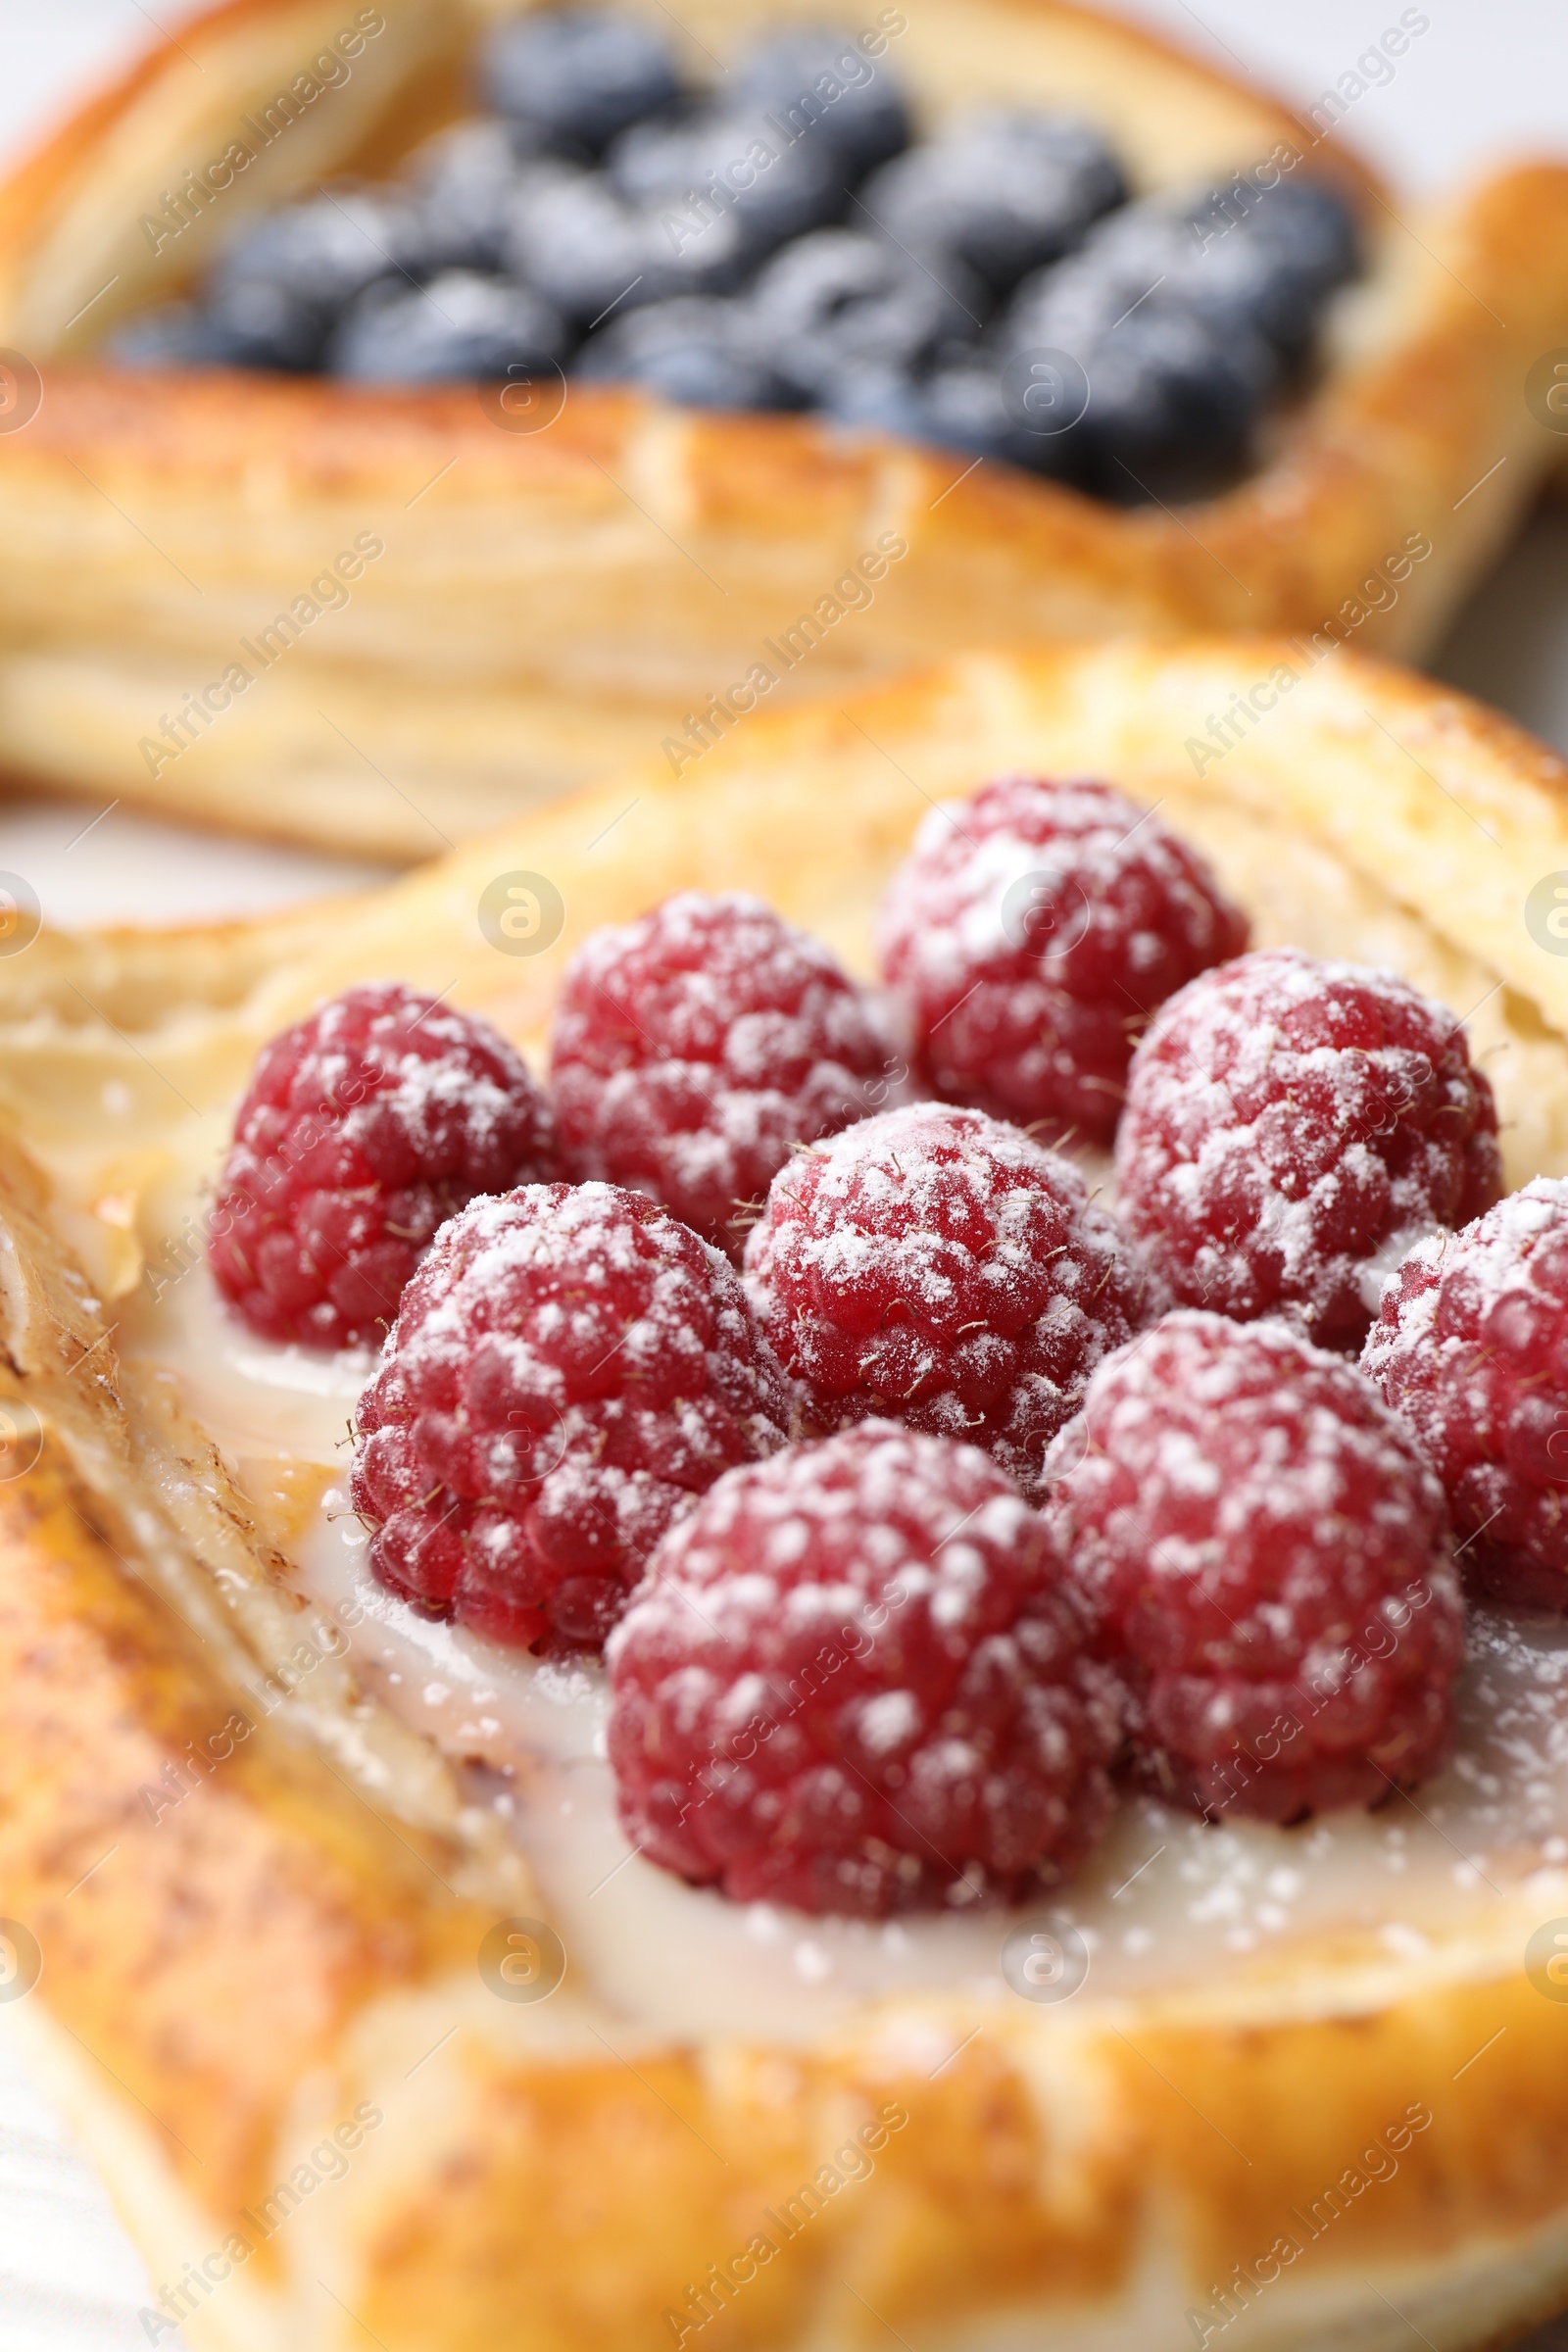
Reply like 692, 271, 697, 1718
0, 0, 1561, 853
0, 1456, 494, 2223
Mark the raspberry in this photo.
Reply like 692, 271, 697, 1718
743, 1102, 1154, 1497
351, 1183, 793, 1654
551, 892, 901, 1259
1115, 948, 1501, 1351
210, 983, 556, 1350
1364, 1179, 1568, 1609
1048, 1311, 1464, 1823
876, 776, 1248, 1146
606, 1420, 1119, 1915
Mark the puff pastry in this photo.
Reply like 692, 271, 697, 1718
5, 639, 1568, 2351
0, 0, 1567, 854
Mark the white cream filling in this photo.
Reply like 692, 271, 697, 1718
119, 1261, 376, 1467
122, 1237, 1568, 2044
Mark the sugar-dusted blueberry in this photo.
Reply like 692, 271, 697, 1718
108, 302, 249, 369
480, 8, 683, 158
403, 119, 539, 273
733, 25, 910, 174
576, 296, 800, 408
504, 164, 747, 322
749, 227, 982, 401
607, 102, 850, 262
861, 110, 1124, 293
209, 191, 416, 324
1003, 247, 1275, 498
329, 270, 568, 381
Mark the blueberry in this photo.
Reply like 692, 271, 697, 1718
815, 359, 932, 438
1004, 254, 1275, 497
183, 277, 329, 369
1221, 174, 1360, 348
504, 163, 751, 323
108, 302, 238, 368
404, 120, 537, 271
749, 228, 983, 402
607, 103, 849, 262
820, 348, 1070, 475
211, 190, 417, 316
481, 9, 683, 158
921, 349, 1073, 472
734, 25, 910, 174
860, 111, 1124, 293
329, 270, 567, 381
1054, 180, 1358, 362
504, 167, 653, 324
576, 296, 801, 409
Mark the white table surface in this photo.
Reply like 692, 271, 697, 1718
3, 4, 1568, 2344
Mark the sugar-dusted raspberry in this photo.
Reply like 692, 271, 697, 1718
550, 892, 902, 1260
1115, 948, 1501, 1351
1048, 1311, 1464, 1822
876, 775, 1249, 1147
743, 1102, 1154, 1496
210, 983, 556, 1350
351, 1183, 793, 1654
607, 1420, 1119, 1915
1364, 1178, 1568, 1609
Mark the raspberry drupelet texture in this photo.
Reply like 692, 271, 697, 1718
1364, 1178, 1568, 1609
550, 892, 901, 1259
607, 1420, 1120, 1915
876, 775, 1249, 1146
743, 1102, 1155, 1497
1114, 948, 1501, 1351
1047, 1311, 1464, 1823
210, 982, 557, 1349
351, 1182, 793, 1654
